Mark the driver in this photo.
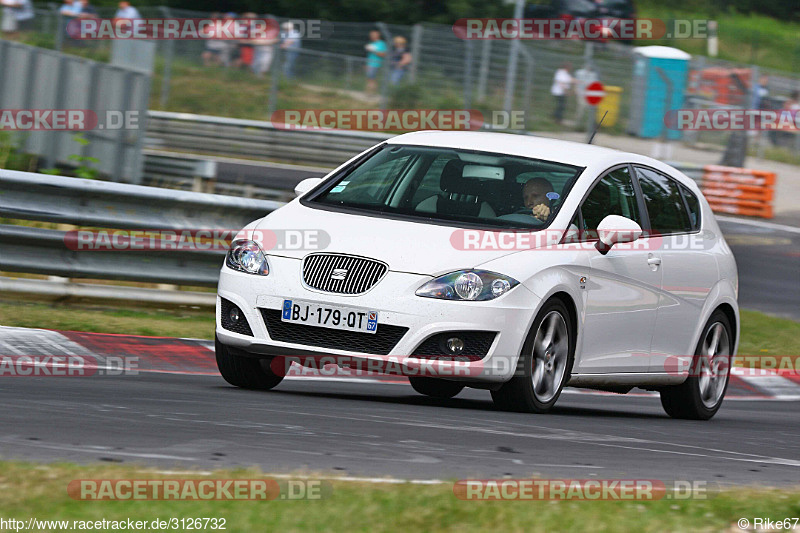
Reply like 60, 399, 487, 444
522, 177, 555, 222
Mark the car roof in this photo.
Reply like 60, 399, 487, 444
388, 131, 627, 165
386, 130, 695, 188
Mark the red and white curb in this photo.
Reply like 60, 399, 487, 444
0, 326, 798, 400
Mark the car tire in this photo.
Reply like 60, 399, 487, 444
660, 310, 733, 420
408, 376, 465, 399
491, 298, 574, 413
215, 335, 284, 390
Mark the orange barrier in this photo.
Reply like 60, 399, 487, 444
700, 165, 775, 219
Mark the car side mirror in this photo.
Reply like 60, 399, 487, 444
294, 177, 323, 198
596, 215, 642, 254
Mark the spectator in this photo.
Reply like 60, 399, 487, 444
573, 62, 598, 125
114, 1, 140, 19
389, 35, 412, 85
233, 13, 257, 72
202, 12, 227, 67
59, 0, 81, 17
364, 29, 387, 94
280, 21, 301, 79
77, 0, 98, 19
1, 0, 34, 36
752, 75, 769, 109
550, 63, 573, 125
250, 14, 279, 77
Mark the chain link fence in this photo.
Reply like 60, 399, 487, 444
4, 4, 800, 161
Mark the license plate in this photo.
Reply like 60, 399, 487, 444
281, 299, 378, 334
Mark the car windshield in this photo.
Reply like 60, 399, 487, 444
309, 145, 584, 229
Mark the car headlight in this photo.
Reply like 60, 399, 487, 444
225, 239, 270, 276
415, 270, 519, 301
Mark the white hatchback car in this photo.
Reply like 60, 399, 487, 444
215, 132, 739, 420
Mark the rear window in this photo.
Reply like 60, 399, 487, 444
634, 166, 693, 235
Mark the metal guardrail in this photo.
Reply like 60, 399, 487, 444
146, 111, 388, 167
0, 170, 284, 289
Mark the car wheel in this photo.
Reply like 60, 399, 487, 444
215, 335, 284, 390
491, 298, 574, 413
408, 376, 465, 399
660, 310, 732, 420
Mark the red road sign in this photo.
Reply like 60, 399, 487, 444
585, 82, 605, 106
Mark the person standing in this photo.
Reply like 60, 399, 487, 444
390, 35, 412, 85
364, 29, 387, 94
114, 1, 139, 19
280, 21, 301, 79
550, 63, 573, 125
1, 0, 34, 36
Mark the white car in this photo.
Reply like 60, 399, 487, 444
215, 131, 739, 420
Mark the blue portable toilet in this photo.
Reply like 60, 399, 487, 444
627, 46, 690, 140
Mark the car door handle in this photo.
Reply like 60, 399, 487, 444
647, 257, 662, 266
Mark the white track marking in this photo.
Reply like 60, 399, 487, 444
717, 215, 800, 234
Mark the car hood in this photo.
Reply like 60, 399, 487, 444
254, 201, 552, 276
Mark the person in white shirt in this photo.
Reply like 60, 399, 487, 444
114, 1, 140, 19
59, 0, 81, 16
1, 0, 34, 34
550, 63, 573, 125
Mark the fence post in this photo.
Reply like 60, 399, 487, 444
158, 6, 174, 109
54, 9, 64, 51
522, 47, 534, 131
268, 45, 282, 117
409, 23, 422, 84
463, 39, 473, 110
477, 39, 491, 102
376, 22, 392, 110
503, 0, 525, 113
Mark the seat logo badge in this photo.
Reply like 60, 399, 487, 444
331, 268, 348, 280
579, 276, 587, 289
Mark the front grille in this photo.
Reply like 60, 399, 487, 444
302, 253, 388, 295
260, 309, 408, 355
220, 298, 254, 336
411, 331, 497, 362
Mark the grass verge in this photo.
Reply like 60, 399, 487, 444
0, 462, 799, 532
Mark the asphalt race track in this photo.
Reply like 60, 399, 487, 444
0, 372, 799, 485
717, 218, 800, 320
0, 216, 797, 485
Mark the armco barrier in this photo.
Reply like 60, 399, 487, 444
0, 170, 284, 288
700, 165, 776, 219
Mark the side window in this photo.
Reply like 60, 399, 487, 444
634, 167, 692, 235
679, 183, 702, 231
579, 166, 641, 240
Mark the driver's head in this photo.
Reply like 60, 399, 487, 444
523, 177, 554, 210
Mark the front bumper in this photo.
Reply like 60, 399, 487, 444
215, 255, 540, 383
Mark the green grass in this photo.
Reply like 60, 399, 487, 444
637, 1, 800, 72
0, 462, 798, 532
0, 300, 213, 339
